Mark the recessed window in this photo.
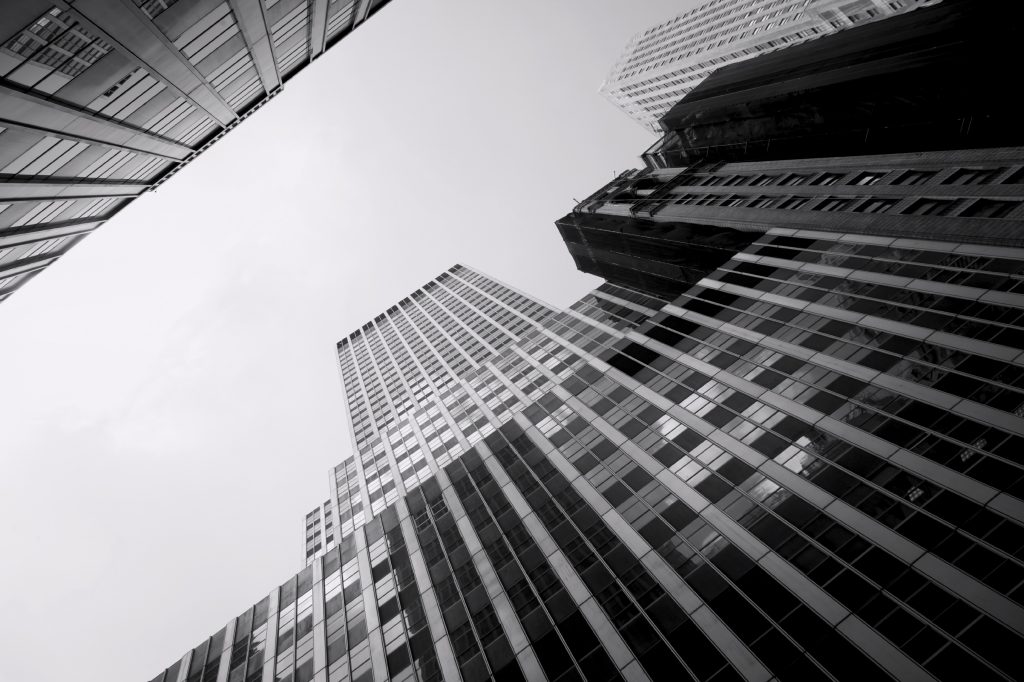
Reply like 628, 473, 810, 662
852, 171, 886, 185
960, 199, 1021, 218
747, 195, 778, 208
699, 176, 727, 186
942, 167, 1004, 186
777, 196, 810, 209
902, 198, 960, 216
780, 173, 811, 186
815, 198, 854, 212
895, 170, 937, 186
1001, 167, 1024, 184
811, 172, 845, 186
854, 198, 897, 214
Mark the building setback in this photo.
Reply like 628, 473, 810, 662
149, 254, 1024, 681
0, 0, 392, 303
599, 0, 935, 134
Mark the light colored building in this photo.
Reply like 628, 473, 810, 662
600, 0, 937, 133
0, 0, 392, 303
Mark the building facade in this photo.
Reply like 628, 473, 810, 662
558, 147, 1024, 299
565, 0, 1024, 300
599, 0, 935, 133
150, 256, 1024, 682
647, 0, 1021, 169
0, 0, 391, 303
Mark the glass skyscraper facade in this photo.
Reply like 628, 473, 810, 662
0, 0, 392, 303
150, 251, 1024, 681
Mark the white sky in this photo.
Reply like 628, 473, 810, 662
0, 1, 693, 679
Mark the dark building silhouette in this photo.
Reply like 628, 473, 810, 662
558, 147, 1024, 299
646, 0, 1024, 168
599, 0, 935, 133
557, 209, 759, 301
0, 0, 392, 303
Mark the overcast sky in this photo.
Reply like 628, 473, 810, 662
0, 1, 693, 679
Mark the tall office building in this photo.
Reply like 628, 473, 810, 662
0, 0, 391, 303
557, 148, 1024, 300
599, 0, 935, 133
564, 0, 1024, 299
149, 254, 1024, 682
644, 0, 1022, 169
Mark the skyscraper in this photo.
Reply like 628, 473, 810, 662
149, 255, 1024, 681
563, 0, 1024, 299
557, 147, 1024, 300
599, 0, 936, 133
0, 0, 392, 303
646, 0, 1022, 168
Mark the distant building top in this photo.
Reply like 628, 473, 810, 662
599, 0, 939, 133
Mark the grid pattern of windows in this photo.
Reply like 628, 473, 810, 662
563, 153, 1024, 301
0, 0, 392, 302
326, 267, 557, 533
155, 243, 1024, 681
1, 7, 113, 94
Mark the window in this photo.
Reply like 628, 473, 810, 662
960, 199, 1020, 219
811, 172, 845, 186
1001, 167, 1024, 184
699, 175, 727, 186
815, 198, 854, 212
854, 198, 897, 214
747, 195, 778, 209
777, 196, 810, 210
1, 8, 113, 94
894, 170, 937, 186
134, 0, 184, 20
901, 198, 960, 216
942, 168, 1004, 186
852, 171, 886, 185
780, 173, 811, 186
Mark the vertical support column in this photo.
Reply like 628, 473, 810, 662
174, 651, 191, 682
262, 588, 280, 682
216, 618, 236, 682
228, 0, 282, 93
309, 0, 329, 57
311, 557, 327, 678
394, 496, 462, 681
353, 529, 387, 682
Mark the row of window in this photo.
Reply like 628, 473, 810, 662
670, 191, 1022, 219
690, 166, 1024, 189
